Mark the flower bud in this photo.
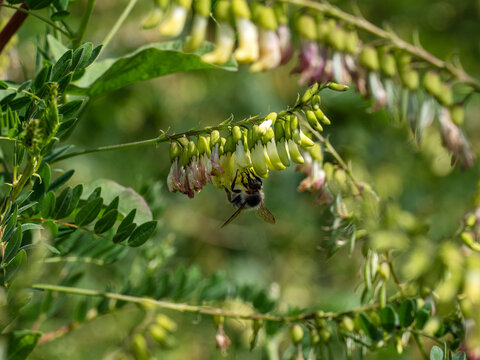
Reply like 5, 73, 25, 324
210, 130, 221, 146
327, 82, 349, 92
291, 325, 304, 344
340, 317, 355, 333
262, 127, 275, 144
306, 110, 321, 131
274, 120, 285, 140
132, 334, 149, 360
232, 126, 242, 143
284, 117, 292, 139
310, 329, 320, 345
327, 26, 346, 52
275, 138, 290, 166
359, 46, 379, 71
400, 69, 419, 91
251, 141, 269, 176
188, 140, 198, 158
319, 327, 331, 342
169, 141, 181, 161
181, 145, 189, 166
378, 262, 390, 280
301, 83, 319, 103
312, 95, 321, 108
253, 4, 277, 30
466, 213, 476, 227
450, 104, 464, 126
299, 131, 315, 148
290, 114, 299, 132
379, 51, 396, 77
423, 71, 441, 96
149, 324, 168, 344
156, 314, 177, 332
266, 139, 286, 170
142, 7, 164, 29
460, 231, 480, 251
184, 14, 209, 52
314, 108, 329, 126
308, 143, 323, 161
287, 139, 304, 163
224, 135, 235, 153
296, 15, 317, 41
273, 3, 288, 24
232, 0, 250, 18
395, 336, 403, 354
316, 17, 335, 42
436, 82, 453, 106
158, 0, 192, 37
197, 136, 210, 155
344, 30, 359, 54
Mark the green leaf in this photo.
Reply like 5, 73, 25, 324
452, 352, 466, 360
113, 222, 136, 244
47, 35, 69, 61
6, 249, 27, 281
430, 345, 443, 360
94, 209, 118, 234
75, 197, 103, 226
57, 118, 78, 139
54, 186, 73, 219
31, 162, 51, 200
358, 312, 381, 342
380, 305, 398, 332
0, 80, 9, 89
50, 10, 70, 21
25, 0, 52, 9
104, 196, 119, 213
51, 50, 73, 81
9, 96, 31, 111
82, 179, 152, 223
4, 227, 22, 264
48, 169, 74, 192
66, 184, 83, 216
41, 191, 56, 218
33, 65, 52, 92
68, 40, 237, 97
398, 299, 416, 328
74, 298, 88, 323
20, 223, 43, 232
58, 99, 83, 119
72, 42, 93, 70
127, 221, 157, 247
83, 45, 102, 68
6, 330, 42, 360
416, 309, 430, 330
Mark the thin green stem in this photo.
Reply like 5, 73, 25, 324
282, 0, 480, 92
0, 4, 71, 37
101, 0, 138, 54
0, 136, 18, 142
31, 283, 381, 323
43, 256, 106, 266
73, 0, 96, 49
412, 332, 429, 360
7, 87, 42, 102
385, 251, 405, 297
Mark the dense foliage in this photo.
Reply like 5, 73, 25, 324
1, 0, 480, 359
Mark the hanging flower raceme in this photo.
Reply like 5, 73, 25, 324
166, 83, 347, 199
157, 0, 192, 37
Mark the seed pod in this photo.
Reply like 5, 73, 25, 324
359, 46, 379, 71
296, 14, 317, 40
290, 325, 304, 344
450, 104, 464, 126
169, 142, 181, 161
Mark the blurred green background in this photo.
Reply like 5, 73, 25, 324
4, 0, 480, 358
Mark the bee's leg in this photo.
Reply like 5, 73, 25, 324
240, 171, 249, 189
223, 186, 232, 202
248, 169, 263, 185
231, 170, 241, 193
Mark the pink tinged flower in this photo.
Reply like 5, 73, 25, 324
210, 143, 225, 176
250, 29, 282, 72
291, 41, 326, 86
234, 18, 259, 63
197, 154, 208, 185
202, 22, 235, 65
158, 5, 188, 37
178, 165, 188, 194
189, 157, 203, 190
167, 159, 180, 192
368, 72, 387, 111
277, 25, 293, 65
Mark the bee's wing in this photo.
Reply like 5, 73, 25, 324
220, 203, 246, 228
256, 201, 276, 224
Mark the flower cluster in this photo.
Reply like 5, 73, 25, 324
167, 83, 338, 198
144, 0, 474, 168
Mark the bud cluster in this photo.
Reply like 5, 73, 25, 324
167, 83, 343, 198
144, 0, 474, 168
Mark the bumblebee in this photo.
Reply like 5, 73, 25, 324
221, 169, 275, 227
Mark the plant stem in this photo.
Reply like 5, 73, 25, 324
101, 0, 138, 54
43, 256, 106, 266
0, 3, 29, 54
32, 283, 382, 323
412, 332, 429, 360
0, 4, 70, 37
72, 0, 96, 49
282, 0, 480, 92
385, 251, 404, 297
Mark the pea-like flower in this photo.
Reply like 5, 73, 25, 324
250, 29, 282, 72
234, 18, 259, 63
158, 5, 188, 37
202, 22, 235, 64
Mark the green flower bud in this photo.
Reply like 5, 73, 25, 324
262, 127, 275, 144
339, 317, 355, 333
400, 69, 419, 91
181, 145, 189, 166
436, 82, 453, 106
273, 2, 288, 25
142, 7, 164, 29
395, 336, 403, 354
316, 18, 335, 42
308, 143, 323, 161
290, 115, 299, 132
214, 0, 232, 22
210, 130, 221, 146
218, 137, 226, 155
290, 325, 304, 345
198, 136, 210, 155
314, 109, 328, 127
178, 0, 193, 8
275, 138, 290, 167
450, 104, 464, 126
284, 118, 292, 139
247, 127, 254, 149
266, 112, 277, 124
156, 314, 177, 332
327, 82, 349, 92
232, 126, 242, 143
149, 324, 168, 344
380, 52, 396, 77
292, 128, 301, 145
132, 334, 149, 360
274, 120, 285, 140
319, 328, 331, 342
213, 315, 224, 328
169, 142, 181, 161
266, 139, 286, 170
306, 110, 321, 130
299, 131, 315, 147
344, 30, 359, 54
155, 0, 170, 8
460, 231, 480, 251
232, 0, 250, 19
224, 135, 235, 153
301, 83, 319, 103
297, 15, 317, 40
251, 141, 269, 176
188, 140, 198, 158
194, 0, 211, 16
466, 213, 476, 227
312, 95, 322, 108
177, 136, 189, 147
423, 71, 441, 96
327, 26, 346, 52
287, 139, 304, 163
310, 329, 320, 345
378, 262, 390, 280
359, 46, 379, 71
254, 5, 277, 30
253, 124, 263, 142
